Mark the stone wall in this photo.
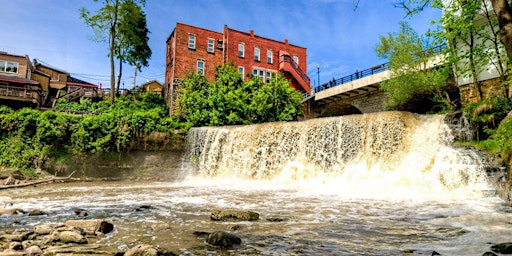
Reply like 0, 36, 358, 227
459, 77, 508, 104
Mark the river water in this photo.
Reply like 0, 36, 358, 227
1, 112, 512, 255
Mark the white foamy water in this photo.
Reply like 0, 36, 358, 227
1, 112, 511, 255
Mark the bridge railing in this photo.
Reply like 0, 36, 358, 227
313, 63, 390, 94
310, 44, 446, 95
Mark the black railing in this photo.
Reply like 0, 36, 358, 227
313, 63, 390, 93
280, 54, 311, 86
311, 44, 446, 95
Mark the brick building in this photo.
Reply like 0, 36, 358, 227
165, 22, 310, 113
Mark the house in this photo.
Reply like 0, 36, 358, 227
0, 52, 43, 107
141, 80, 163, 94
33, 60, 99, 107
164, 23, 310, 114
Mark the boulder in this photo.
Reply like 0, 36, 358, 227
65, 219, 114, 234
491, 242, 512, 254
34, 224, 53, 235
59, 230, 88, 244
124, 244, 176, 256
28, 209, 46, 216
483, 252, 498, 256
210, 208, 259, 221
25, 245, 43, 255
8, 241, 23, 250
0, 208, 25, 215
124, 244, 159, 256
206, 231, 241, 248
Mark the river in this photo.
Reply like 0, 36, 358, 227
1, 112, 512, 255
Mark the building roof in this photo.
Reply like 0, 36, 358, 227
0, 74, 39, 85
67, 76, 97, 88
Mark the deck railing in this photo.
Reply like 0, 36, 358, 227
0, 84, 41, 105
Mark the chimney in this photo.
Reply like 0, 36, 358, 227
250, 30, 254, 37
284, 39, 289, 45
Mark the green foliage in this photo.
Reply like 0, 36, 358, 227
175, 63, 303, 127
0, 93, 179, 173
464, 97, 512, 140
376, 21, 451, 112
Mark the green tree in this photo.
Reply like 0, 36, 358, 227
376, 21, 451, 111
80, 0, 149, 103
175, 64, 303, 127
115, 0, 152, 93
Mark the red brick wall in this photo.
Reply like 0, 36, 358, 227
168, 23, 224, 83
224, 26, 308, 86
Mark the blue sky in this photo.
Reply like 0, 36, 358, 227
0, 0, 440, 89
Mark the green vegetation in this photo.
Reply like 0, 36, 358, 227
0, 93, 180, 173
175, 63, 304, 127
376, 22, 452, 112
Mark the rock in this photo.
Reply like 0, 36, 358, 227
72, 208, 88, 217
135, 205, 156, 212
266, 217, 286, 222
483, 252, 498, 256
3, 175, 17, 185
34, 224, 53, 235
44, 244, 121, 255
42, 231, 60, 244
0, 208, 25, 215
432, 251, 441, 255
28, 209, 46, 216
124, 244, 159, 256
192, 231, 210, 237
210, 208, 259, 221
65, 219, 114, 234
8, 241, 23, 250
59, 230, 88, 244
25, 245, 43, 255
124, 244, 176, 256
491, 242, 512, 254
206, 231, 242, 248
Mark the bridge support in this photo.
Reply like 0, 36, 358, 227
307, 90, 387, 118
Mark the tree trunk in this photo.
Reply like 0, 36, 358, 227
490, 0, 512, 62
109, 0, 119, 104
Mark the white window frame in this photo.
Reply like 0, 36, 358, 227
238, 43, 245, 57
188, 34, 196, 49
293, 55, 299, 65
254, 46, 260, 61
0, 60, 19, 74
267, 50, 273, 64
207, 38, 214, 53
197, 60, 205, 75
238, 66, 245, 77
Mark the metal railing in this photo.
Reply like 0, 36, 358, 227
313, 63, 390, 94
279, 54, 311, 86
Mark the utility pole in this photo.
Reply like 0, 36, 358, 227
133, 66, 137, 90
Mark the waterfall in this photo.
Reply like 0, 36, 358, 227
186, 112, 492, 196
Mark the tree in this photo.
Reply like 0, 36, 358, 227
175, 64, 303, 127
80, 0, 149, 104
115, 0, 152, 93
376, 21, 452, 111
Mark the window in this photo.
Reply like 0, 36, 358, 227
254, 46, 260, 61
238, 66, 245, 77
293, 55, 299, 65
188, 34, 196, 49
0, 60, 18, 74
267, 50, 273, 64
253, 68, 276, 83
197, 60, 205, 75
207, 38, 214, 53
238, 43, 245, 57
